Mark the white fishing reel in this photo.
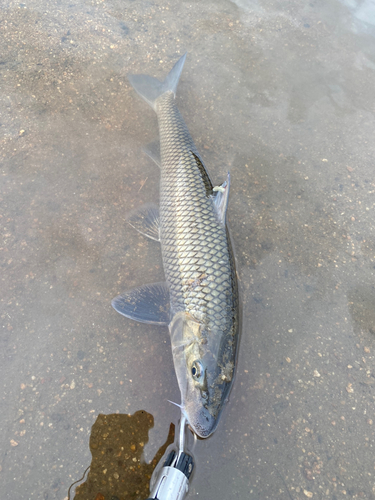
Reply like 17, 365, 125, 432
146, 415, 194, 500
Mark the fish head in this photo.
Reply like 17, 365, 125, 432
169, 312, 235, 438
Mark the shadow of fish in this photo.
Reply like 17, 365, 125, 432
112, 54, 240, 438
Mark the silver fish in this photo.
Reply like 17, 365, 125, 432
112, 54, 240, 438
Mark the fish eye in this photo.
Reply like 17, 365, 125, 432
191, 360, 203, 380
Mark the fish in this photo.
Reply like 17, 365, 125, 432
112, 54, 240, 438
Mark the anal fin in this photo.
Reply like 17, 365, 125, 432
112, 282, 170, 325
143, 140, 161, 168
127, 203, 160, 241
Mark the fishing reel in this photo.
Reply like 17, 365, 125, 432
145, 415, 195, 500
145, 448, 194, 500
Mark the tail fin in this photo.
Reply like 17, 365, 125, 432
127, 53, 187, 111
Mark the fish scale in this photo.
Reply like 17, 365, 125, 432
157, 90, 237, 350
156, 92, 234, 318
112, 54, 240, 438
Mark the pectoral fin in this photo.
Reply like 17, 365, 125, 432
212, 172, 230, 225
127, 203, 160, 241
112, 282, 170, 325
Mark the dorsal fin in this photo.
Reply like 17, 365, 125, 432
212, 173, 230, 225
190, 151, 213, 197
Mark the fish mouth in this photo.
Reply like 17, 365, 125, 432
186, 405, 217, 438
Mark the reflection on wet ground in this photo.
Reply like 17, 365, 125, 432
1, 0, 375, 498
70, 410, 174, 500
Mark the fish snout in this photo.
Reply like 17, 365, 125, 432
187, 405, 217, 438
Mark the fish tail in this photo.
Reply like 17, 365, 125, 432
127, 53, 187, 111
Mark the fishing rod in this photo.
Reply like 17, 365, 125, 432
145, 414, 195, 500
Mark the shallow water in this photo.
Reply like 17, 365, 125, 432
1, 0, 375, 499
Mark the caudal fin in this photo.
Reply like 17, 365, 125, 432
127, 53, 187, 111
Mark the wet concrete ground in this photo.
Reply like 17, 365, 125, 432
1, 0, 375, 498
